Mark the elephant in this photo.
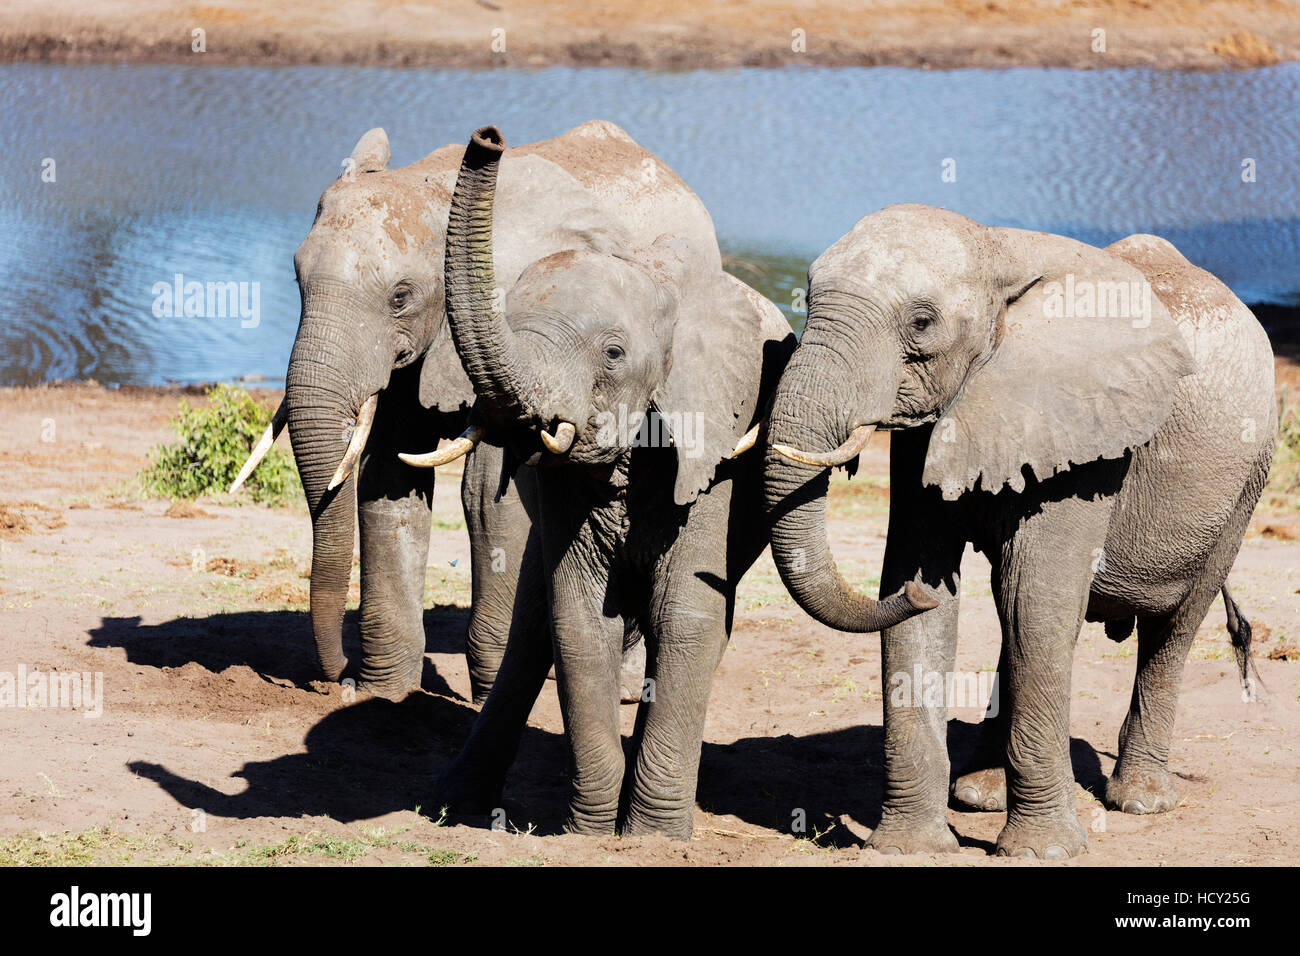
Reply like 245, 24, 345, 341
231, 120, 717, 702
405, 126, 805, 839
764, 204, 1276, 858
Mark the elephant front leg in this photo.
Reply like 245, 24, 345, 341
990, 489, 1115, 859
870, 589, 962, 854
867, 432, 964, 854
462, 446, 539, 703
550, 571, 627, 835
621, 526, 732, 839
436, 521, 551, 815
356, 439, 435, 700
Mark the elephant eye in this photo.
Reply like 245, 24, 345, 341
390, 288, 411, 310
908, 304, 939, 333
604, 344, 625, 362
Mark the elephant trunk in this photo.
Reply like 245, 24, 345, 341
764, 346, 936, 633
443, 126, 558, 429
285, 282, 391, 681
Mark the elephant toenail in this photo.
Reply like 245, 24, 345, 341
1043, 844, 1069, 859
1122, 799, 1148, 814
955, 787, 979, 805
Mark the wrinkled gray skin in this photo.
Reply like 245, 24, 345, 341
431, 127, 821, 839
764, 205, 1276, 858
285, 121, 705, 701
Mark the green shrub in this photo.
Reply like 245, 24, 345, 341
141, 384, 297, 505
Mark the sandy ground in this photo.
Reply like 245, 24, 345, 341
0, 0, 1297, 70
0, 379, 1296, 867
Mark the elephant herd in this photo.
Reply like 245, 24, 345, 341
229, 120, 1277, 858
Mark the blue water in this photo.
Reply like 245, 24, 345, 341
1, 62, 1297, 385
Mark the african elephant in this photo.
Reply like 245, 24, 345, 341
232, 121, 717, 702
407, 126, 808, 839
764, 204, 1276, 858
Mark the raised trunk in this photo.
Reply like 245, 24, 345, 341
764, 355, 934, 633
285, 284, 391, 681
443, 126, 546, 421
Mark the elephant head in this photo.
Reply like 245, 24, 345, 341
765, 204, 1195, 632
234, 128, 474, 686
401, 126, 774, 501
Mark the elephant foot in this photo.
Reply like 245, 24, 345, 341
1105, 768, 1178, 814
995, 808, 1088, 859
356, 660, 423, 701
952, 767, 1007, 812
621, 804, 695, 841
866, 817, 960, 855
563, 809, 619, 837
434, 763, 505, 817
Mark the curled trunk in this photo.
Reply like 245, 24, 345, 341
764, 359, 936, 633
443, 126, 547, 421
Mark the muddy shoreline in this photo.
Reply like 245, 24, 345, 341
2, 1, 1297, 71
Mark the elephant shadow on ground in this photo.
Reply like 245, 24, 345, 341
87, 607, 471, 699
697, 719, 1107, 851
129, 691, 573, 829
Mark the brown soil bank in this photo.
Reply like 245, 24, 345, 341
1, 0, 1298, 70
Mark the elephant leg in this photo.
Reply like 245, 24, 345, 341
990, 484, 1116, 859
867, 430, 964, 855
1107, 499, 1256, 815
436, 519, 550, 814
462, 445, 539, 703
539, 548, 623, 834
621, 487, 732, 839
951, 642, 1009, 812
355, 401, 435, 700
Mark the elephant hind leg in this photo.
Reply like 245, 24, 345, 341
1107, 499, 1258, 815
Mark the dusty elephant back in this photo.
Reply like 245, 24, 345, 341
1094, 234, 1276, 614
409, 120, 722, 284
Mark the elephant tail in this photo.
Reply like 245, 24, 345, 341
1222, 584, 1257, 690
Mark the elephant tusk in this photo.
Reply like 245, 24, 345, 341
773, 424, 875, 468
229, 398, 288, 494
540, 420, 576, 455
727, 423, 761, 459
399, 426, 484, 468
327, 393, 379, 491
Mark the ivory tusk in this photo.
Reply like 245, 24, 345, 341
229, 398, 288, 494
540, 420, 576, 455
398, 426, 484, 468
326, 393, 379, 490
727, 423, 761, 459
773, 424, 875, 468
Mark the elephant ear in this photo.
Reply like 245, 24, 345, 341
654, 270, 796, 506
347, 128, 390, 174
417, 316, 475, 414
922, 234, 1195, 500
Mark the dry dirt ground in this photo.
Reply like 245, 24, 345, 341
0, 0, 1297, 70
0, 380, 1296, 867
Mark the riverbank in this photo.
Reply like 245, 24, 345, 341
1, 0, 1296, 71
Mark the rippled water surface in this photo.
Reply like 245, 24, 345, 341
2, 63, 1297, 384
